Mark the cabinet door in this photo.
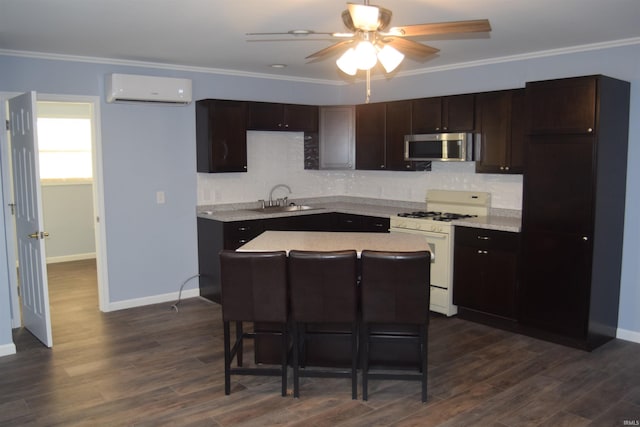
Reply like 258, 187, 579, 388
264, 213, 333, 231
508, 89, 525, 173
411, 97, 442, 133
196, 100, 247, 173
319, 106, 354, 169
442, 94, 475, 131
284, 104, 319, 132
523, 134, 595, 235
475, 90, 511, 173
360, 215, 390, 233
385, 100, 413, 170
355, 103, 386, 170
526, 76, 597, 134
519, 230, 592, 339
223, 220, 264, 249
453, 227, 518, 319
247, 102, 283, 131
197, 218, 224, 303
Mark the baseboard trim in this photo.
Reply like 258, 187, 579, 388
0, 343, 17, 358
617, 327, 640, 344
104, 288, 201, 312
47, 253, 96, 264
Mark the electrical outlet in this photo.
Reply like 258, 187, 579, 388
156, 191, 165, 204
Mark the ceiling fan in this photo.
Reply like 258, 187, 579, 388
247, 1, 491, 102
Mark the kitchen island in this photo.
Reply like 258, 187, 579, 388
237, 230, 432, 368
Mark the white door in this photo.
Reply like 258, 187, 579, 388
8, 91, 53, 347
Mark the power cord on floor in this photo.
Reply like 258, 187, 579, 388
170, 274, 200, 312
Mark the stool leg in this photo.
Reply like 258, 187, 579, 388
281, 322, 288, 397
362, 323, 369, 401
351, 321, 358, 400
236, 321, 243, 367
293, 322, 300, 398
421, 324, 428, 403
223, 321, 231, 395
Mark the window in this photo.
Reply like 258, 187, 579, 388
36, 102, 93, 183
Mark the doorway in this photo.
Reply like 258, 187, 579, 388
2, 94, 109, 338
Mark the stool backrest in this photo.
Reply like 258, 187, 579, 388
219, 250, 288, 323
288, 250, 358, 323
361, 250, 431, 324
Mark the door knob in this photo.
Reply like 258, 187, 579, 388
28, 231, 49, 239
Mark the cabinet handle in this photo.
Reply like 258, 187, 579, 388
380, 165, 385, 169
406, 164, 411, 169
435, 127, 440, 131
587, 128, 593, 133
477, 250, 488, 254
582, 236, 589, 241
477, 236, 490, 240
238, 227, 250, 231
238, 239, 248, 244
504, 166, 510, 171
284, 124, 289, 128
443, 126, 447, 131
500, 166, 505, 171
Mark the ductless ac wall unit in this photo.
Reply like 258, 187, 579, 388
105, 73, 192, 105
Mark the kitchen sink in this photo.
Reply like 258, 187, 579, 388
248, 205, 319, 213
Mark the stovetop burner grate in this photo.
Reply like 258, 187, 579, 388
396, 211, 478, 222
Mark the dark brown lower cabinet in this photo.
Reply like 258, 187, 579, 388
453, 227, 519, 322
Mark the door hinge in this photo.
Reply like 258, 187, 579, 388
5, 119, 9, 131
8, 203, 16, 215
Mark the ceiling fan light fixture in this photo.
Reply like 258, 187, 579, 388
336, 47, 358, 76
354, 40, 377, 70
349, 4, 382, 31
377, 44, 404, 73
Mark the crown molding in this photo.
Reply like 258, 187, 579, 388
2, 36, 640, 85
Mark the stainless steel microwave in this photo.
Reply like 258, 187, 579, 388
404, 133, 473, 162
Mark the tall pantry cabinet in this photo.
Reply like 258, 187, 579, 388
520, 75, 630, 350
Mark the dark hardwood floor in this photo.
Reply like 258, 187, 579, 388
1, 259, 639, 426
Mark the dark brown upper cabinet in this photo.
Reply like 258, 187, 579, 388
411, 94, 475, 133
355, 102, 386, 170
527, 76, 596, 134
196, 99, 247, 173
355, 101, 416, 171
475, 89, 525, 174
385, 100, 414, 170
247, 102, 319, 132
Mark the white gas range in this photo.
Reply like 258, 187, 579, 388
389, 190, 491, 316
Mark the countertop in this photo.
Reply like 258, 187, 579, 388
237, 230, 431, 255
197, 196, 521, 233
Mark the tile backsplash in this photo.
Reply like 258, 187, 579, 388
197, 131, 523, 210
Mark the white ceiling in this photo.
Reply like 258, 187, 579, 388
1, 0, 639, 83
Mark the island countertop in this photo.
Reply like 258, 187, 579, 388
237, 230, 431, 255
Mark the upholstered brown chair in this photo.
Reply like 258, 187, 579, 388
219, 250, 289, 396
288, 250, 358, 399
360, 250, 431, 402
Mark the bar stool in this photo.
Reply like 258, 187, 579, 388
360, 250, 431, 402
219, 250, 289, 396
288, 250, 358, 399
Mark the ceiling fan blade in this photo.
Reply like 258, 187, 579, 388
246, 30, 339, 37
385, 37, 440, 59
305, 40, 354, 59
390, 19, 491, 37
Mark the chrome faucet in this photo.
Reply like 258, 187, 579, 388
268, 184, 292, 207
